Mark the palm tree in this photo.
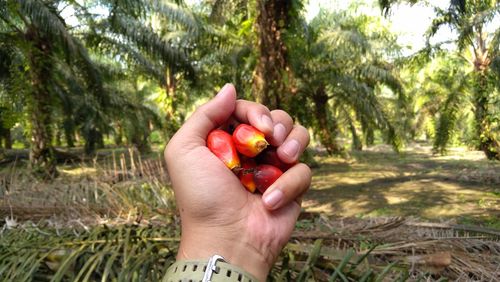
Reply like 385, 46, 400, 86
84, 0, 200, 140
0, 0, 105, 177
252, 0, 302, 110
0, 0, 199, 177
289, 10, 403, 154
380, 0, 500, 160
199, 0, 302, 110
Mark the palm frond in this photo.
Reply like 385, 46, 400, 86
110, 15, 193, 73
152, 0, 200, 33
95, 35, 167, 85
18, 0, 76, 56
320, 28, 370, 55
491, 35, 500, 57
330, 76, 402, 152
378, 0, 420, 16
432, 60, 470, 154
425, 8, 454, 39
470, 4, 499, 27
0, 226, 178, 281
72, 37, 104, 96
357, 62, 403, 95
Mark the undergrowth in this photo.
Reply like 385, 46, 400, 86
1, 149, 498, 281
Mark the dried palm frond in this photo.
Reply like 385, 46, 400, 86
0, 225, 178, 281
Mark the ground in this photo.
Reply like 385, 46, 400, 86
304, 144, 500, 228
1, 144, 499, 280
1, 143, 499, 227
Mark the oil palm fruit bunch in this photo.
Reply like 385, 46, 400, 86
207, 124, 293, 193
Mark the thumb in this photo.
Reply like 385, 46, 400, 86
173, 84, 236, 147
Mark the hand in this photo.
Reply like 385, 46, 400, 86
164, 84, 311, 281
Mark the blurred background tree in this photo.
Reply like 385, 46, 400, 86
380, 0, 500, 159
0, 0, 499, 178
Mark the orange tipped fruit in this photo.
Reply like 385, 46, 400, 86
254, 164, 283, 194
207, 129, 240, 171
233, 124, 268, 157
239, 158, 257, 193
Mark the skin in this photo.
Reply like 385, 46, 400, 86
164, 84, 311, 281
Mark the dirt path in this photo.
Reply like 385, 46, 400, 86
303, 145, 500, 227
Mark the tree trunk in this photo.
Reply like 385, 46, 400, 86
5, 129, 11, 149
361, 119, 375, 146
349, 119, 362, 151
63, 118, 75, 148
164, 66, 180, 138
0, 128, 12, 149
473, 71, 500, 160
114, 122, 123, 146
360, 116, 375, 147
26, 28, 57, 178
252, 0, 293, 110
84, 127, 102, 155
55, 127, 62, 147
312, 85, 342, 155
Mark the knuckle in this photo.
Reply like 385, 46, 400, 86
273, 110, 293, 124
297, 125, 311, 143
261, 105, 270, 114
297, 163, 312, 181
195, 104, 209, 116
295, 124, 308, 134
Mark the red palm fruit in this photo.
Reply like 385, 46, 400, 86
238, 158, 257, 193
253, 164, 283, 194
256, 147, 295, 172
232, 124, 268, 157
207, 129, 240, 171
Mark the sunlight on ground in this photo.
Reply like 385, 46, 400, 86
305, 146, 500, 223
61, 167, 97, 176
384, 195, 409, 205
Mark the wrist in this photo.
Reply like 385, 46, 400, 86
177, 225, 272, 282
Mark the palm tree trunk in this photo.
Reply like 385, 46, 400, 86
27, 29, 57, 177
0, 126, 11, 149
349, 119, 362, 151
164, 66, 180, 138
473, 71, 500, 160
114, 122, 123, 146
361, 119, 375, 146
63, 119, 75, 148
252, 0, 292, 110
312, 85, 342, 155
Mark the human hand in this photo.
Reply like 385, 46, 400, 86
164, 84, 311, 281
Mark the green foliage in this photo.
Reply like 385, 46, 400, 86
1, 0, 498, 175
0, 0, 202, 173
288, 8, 404, 153
431, 56, 471, 154
0, 225, 178, 281
381, 0, 500, 159
0, 227, 407, 282
269, 239, 406, 281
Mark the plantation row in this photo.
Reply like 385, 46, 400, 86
1, 0, 499, 180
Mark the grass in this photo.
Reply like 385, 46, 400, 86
0, 144, 499, 281
304, 144, 500, 228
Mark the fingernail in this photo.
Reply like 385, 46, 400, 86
281, 139, 300, 159
261, 115, 273, 132
273, 123, 286, 144
216, 83, 232, 97
263, 189, 283, 209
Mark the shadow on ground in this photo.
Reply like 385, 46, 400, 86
303, 145, 500, 226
